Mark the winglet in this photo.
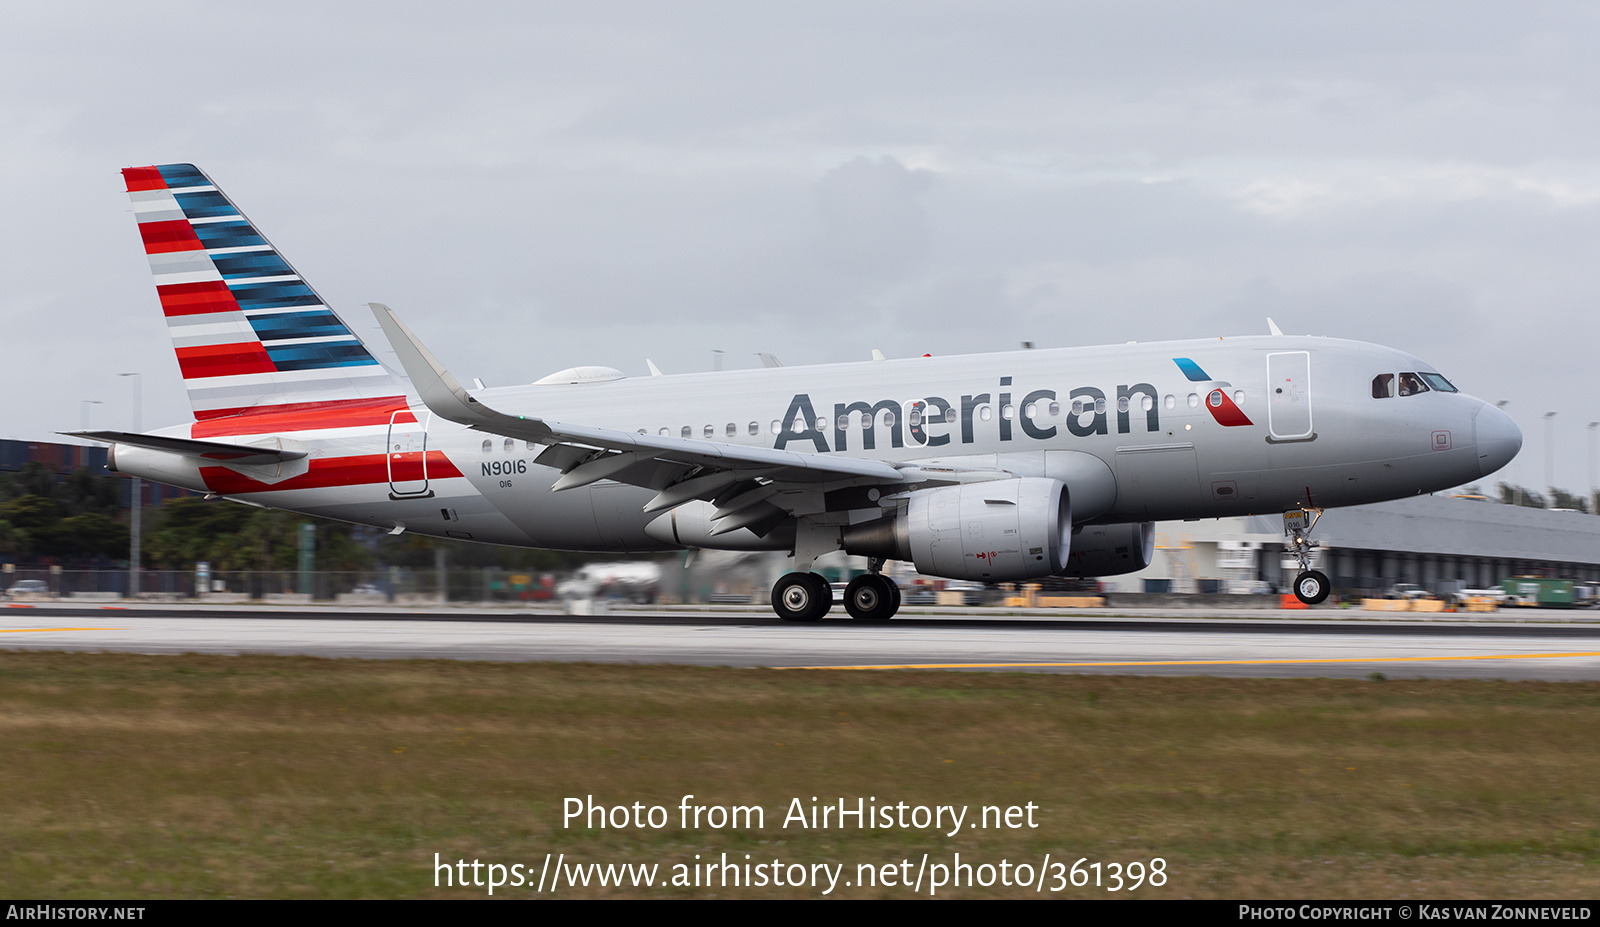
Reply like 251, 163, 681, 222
756, 352, 784, 368
1267, 317, 1285, 336
369, 303, 554, 443
646, 359, 664, 377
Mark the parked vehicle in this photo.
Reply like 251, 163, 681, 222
5, 580, 51, 598
1500, 576, 1575, 607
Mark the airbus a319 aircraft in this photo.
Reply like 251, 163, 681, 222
75, 164, 1522, 620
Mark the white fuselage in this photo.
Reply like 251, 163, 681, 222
112, 334, 1518, 554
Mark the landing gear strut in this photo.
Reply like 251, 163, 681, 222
772, 571, 832, 622
1284, 508, 1330, 606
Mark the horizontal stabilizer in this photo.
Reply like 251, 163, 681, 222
65, 431, 308, 465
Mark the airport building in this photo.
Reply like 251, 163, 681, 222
1109, 494, 1600, 594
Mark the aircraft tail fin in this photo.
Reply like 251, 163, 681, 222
122, 163, 409, 422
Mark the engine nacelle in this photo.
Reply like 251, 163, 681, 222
1060, 522, 1155, 577
844, 478, 1070, 582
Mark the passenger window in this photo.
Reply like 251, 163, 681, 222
726, 423, 736, 438
503, 438, 514, 453
748, 421, 759, 436
1187, 393, 1199, 408
1048, 401, 1061, 417
658, 427, 669, 437
1397, 372, 1429, 397
681, 426, 691, 438
481, 439, 492, 453
1371, 374, 1395, 399
1164, 395, 1175, 410
703, 424, 714, 438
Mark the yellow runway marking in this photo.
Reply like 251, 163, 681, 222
796, 651, 1600, 670
0, 628, 126, 634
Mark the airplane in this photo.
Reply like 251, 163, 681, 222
72, 163, 1523, 620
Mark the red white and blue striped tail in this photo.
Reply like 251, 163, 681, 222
123, 163, 410, 423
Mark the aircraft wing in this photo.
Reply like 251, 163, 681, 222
371, 303, 966, 533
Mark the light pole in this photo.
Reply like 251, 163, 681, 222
1544, 411, 1557, 501
119, 373, 141, 597
80, 400, 101, 430
1589, 422, 1598, 513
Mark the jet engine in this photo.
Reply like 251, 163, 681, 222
1059, 522, 1155, 577
843, 478, 1070, 582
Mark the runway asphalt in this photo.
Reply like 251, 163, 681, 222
5, 602, 1600, 679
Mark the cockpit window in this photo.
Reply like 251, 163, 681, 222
1371, 374, 1394, 399
1397, 372, 1430, 397
1419, 372, 1457, 393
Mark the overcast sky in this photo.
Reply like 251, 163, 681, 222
4, 2, 1597, 494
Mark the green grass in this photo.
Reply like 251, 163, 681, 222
3, 652, 1599, 898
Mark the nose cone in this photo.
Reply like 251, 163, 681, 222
1475, 402, 1522, 479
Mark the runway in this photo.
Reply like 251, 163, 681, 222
6, 603, 1600, 679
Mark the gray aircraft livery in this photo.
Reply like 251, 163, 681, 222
76, 164, 1522, 620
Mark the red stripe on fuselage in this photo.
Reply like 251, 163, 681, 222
138, 219, 203, 254
122, 166, 167, 192
192, 396, 416, 434
176, 342, 276, 379
159, 281, 239, 317
199, 450, 463, 495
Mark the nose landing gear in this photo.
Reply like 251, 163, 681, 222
1285, 508, 1330, 606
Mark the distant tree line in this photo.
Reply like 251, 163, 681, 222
0, 462, 613, 572
0, 464, 128, 563
1488, 483, 1592, 513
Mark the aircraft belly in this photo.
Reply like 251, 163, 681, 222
1111, 444, 1203, 520
463, 461, 673, 552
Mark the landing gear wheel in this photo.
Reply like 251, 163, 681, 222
844, 574, 900, 621
1293, 570, 1330, 606
772, 571, 832, 622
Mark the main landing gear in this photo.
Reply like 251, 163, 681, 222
1284, 508, 1330, 606
772, 571, 831, 622
771, 557, 902, 622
